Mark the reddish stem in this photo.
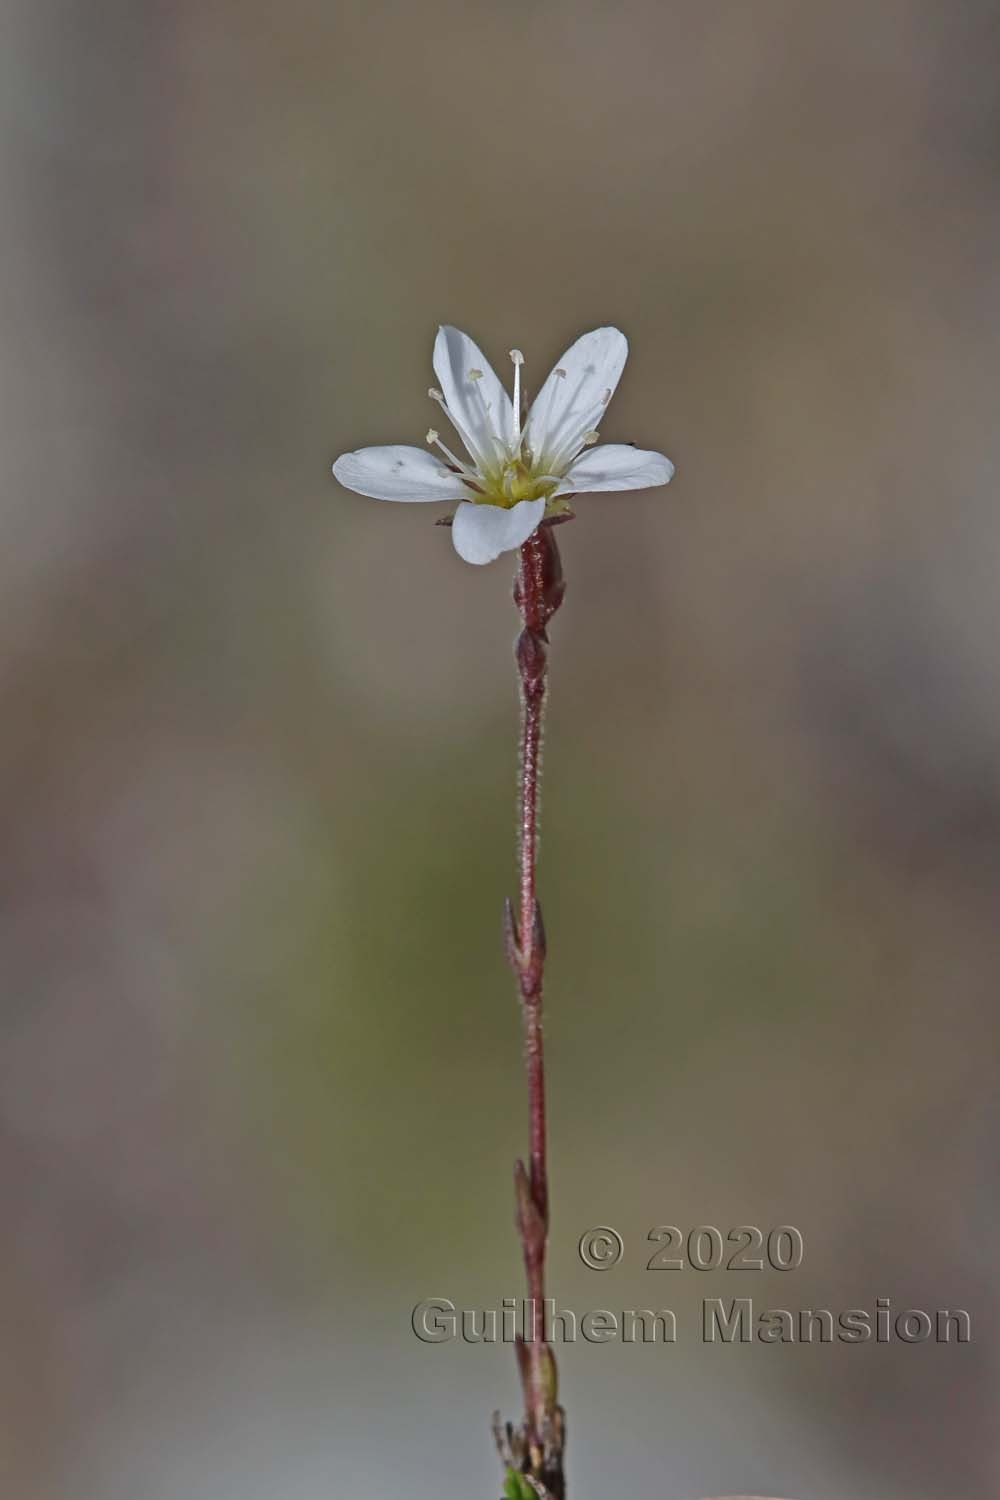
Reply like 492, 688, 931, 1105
502, 523, 567, 1494
519, 620, 547, 1223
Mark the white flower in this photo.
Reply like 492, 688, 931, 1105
332, 325, 674, 565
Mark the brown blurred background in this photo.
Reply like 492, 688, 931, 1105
2, 1, 999, 1496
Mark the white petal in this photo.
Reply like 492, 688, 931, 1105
555, 444, 674, 496
523, 327, 629, 470
433, 326, 515, 466
451, 498, 545, 566
332, 445, 470, 502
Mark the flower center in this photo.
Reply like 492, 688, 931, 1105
497, 457, 555, 505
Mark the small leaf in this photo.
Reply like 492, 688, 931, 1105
502, 1469, 538, 1500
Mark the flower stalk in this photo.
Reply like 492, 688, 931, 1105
497, 520, 568, 1500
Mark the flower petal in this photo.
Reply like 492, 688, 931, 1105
332, 445, 470, 502
523, 327, 629, 470
451, 498, 545, 566
433, 326, 515, 466
555, 444, 675, 496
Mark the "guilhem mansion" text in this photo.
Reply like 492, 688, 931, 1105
411, 1296, 972, 1345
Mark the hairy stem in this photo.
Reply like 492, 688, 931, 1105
498, 522, 567, 1499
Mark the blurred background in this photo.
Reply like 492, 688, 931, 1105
1, 1, 998, 1496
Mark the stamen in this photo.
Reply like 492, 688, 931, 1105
545, 368, 608, 474
428, 386, 483, 467
468, 376, 506, 464
547, 427, 601, 475
531, 366, 568, 468
546, 429, 600, 474
429, 370, 508, 471
509, 349, 524, 442
426, 426, 475, 478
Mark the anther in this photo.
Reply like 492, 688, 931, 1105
468, 368, 483, 381
582, 430, 600, 446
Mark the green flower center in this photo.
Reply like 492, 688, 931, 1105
478, 457, 558, 508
